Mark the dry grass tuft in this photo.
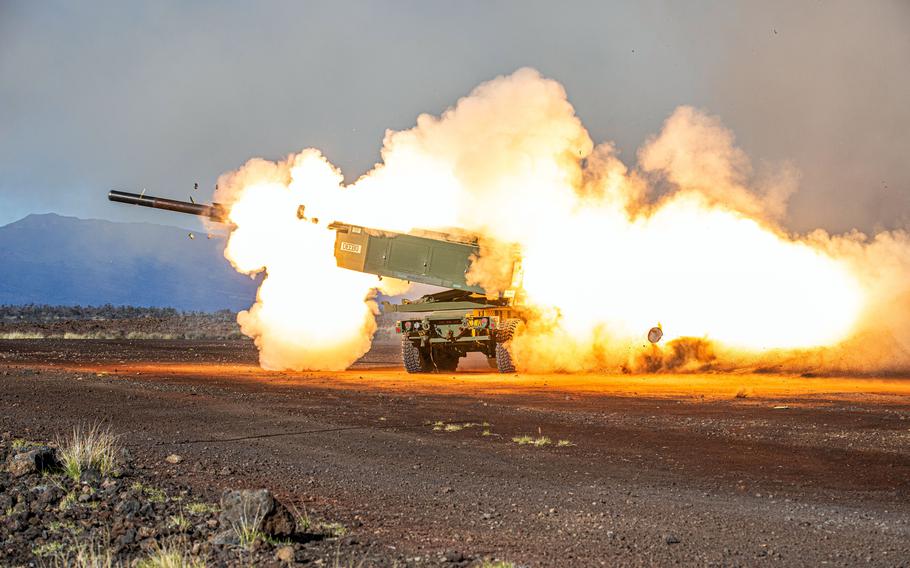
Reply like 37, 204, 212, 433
320, 521, 347, 538
168, 514, 191, 531
290, 503, 311, 532
32, 541, 64, 558
131, 482, 167, 503
0, 332, 45, 339
512, 435, 551, 447
136, 543, 206, 568
56, 423, 120, 481
432, 421, 484, 433
51, 541, 117, 568
185, 502, 219, 515
228, 494, 267, 549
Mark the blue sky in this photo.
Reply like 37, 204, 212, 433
1, 1, 908, 233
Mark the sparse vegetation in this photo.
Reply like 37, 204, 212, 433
167, 514, 191, 531
185, 502, 218, 515
59, 491, 79, 511
432, 421, 485, 433
556, 439, 575, 447
234, 523, 264, 549
56, 423, 120, 481
0, 331, 45, 339
50, 541, 116, 568
479, 561, 516, 568
512, 435, 551, 447
32, 541, 65, 557
263, 535, 294, 548
47, 520, 78, 534
228, 493, 267, 549
320, 522, 347, 538
131, 482, 168, 503
289, 504, 347, 538
291, 504, 312, 532
136, 544, 206, 568
0, 304, 241, 340
4, 434, 380, 566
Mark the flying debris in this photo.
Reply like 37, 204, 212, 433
648, 326, 663, 344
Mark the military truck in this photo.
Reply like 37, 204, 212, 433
108, 190, 526, 373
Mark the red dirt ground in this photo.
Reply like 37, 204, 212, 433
2, 338, 909, 566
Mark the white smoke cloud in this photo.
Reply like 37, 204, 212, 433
213, 68, 910, 374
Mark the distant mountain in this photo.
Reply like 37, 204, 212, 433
0, 213, 258, 311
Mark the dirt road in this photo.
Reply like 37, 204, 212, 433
2, 339, 909, 566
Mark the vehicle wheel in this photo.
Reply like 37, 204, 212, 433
402, 337, 432, 373
494, 319, 521, 373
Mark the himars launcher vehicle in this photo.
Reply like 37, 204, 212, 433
108, 190, 529, 373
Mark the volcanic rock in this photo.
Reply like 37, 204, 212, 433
213, 529, 239, 546
116, 528, 137, 546
6, 446, 59, 477
219, 488, 296, 538
115, 498, 140, 516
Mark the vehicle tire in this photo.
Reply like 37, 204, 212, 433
402, 337, 432, 373
494, 319, 521, 374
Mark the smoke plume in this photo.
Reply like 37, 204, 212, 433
214, 68, 910, 374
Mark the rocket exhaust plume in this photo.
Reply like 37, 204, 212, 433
214, 68, 910, 374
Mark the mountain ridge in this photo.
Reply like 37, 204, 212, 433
0, 213, 258, 311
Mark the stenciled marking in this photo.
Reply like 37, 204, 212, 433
340, 242, 362, 254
